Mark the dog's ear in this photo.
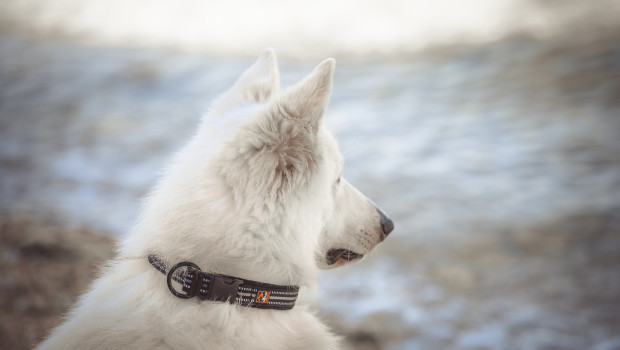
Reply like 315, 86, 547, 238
214, 48, 280, 110
221, 58, 336, 201
234, 48, 280, 102
270, 58, 335, 133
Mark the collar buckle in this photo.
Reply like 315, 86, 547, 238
207, 275, 244, 303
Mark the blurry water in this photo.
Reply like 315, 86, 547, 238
1, 7, 620, 348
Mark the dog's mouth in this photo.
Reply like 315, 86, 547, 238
326, 249, 364, 265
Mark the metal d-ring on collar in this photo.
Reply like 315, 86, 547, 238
148, 255, 300, 311
166, 261, 201, 299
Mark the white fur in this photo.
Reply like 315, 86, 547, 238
37, 49, 389, 350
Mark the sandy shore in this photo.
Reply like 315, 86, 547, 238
0, 216, 115, 349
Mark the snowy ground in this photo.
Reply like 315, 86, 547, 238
1, 25, 620, 349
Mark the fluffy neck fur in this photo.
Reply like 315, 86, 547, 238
120, 117, 328, 289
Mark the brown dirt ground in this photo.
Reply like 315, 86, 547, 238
0, 215, 115, 349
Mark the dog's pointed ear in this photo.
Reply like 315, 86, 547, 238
271, 58, 335, 133
233, 48, 280, 102
214, 49, 280, 111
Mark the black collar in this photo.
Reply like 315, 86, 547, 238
148, 255, 299, 311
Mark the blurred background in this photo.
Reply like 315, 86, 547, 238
1, 0, 620, 349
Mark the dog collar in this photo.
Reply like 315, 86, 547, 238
148, 255, 299, 310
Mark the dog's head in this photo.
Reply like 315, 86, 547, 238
205, 49, 393, 274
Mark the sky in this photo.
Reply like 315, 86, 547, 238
2, 0, 619, 59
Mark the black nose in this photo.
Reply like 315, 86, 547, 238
377, 208, 394, 239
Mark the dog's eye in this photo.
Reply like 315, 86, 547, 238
336, 175, 342, 185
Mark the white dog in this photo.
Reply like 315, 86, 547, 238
36, 49, 393, 350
